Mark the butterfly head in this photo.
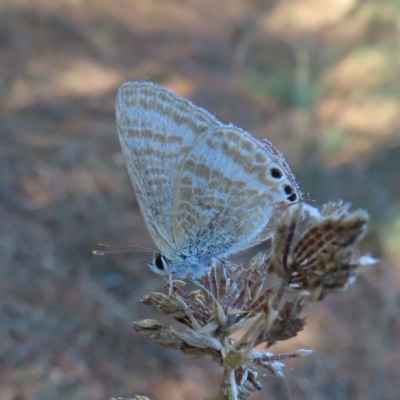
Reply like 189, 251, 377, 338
144, 252, 172, 276
143, 251, 203, 278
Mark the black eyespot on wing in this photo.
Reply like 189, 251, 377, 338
283, 185, 297, 202
270, 167, 283, 179
284, 185, 293, 195
287, 193, 297, 202
154, 254, 165, 270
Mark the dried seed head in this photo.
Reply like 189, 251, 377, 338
132, 202, 374, 399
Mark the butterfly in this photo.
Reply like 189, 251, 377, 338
114, 81, 300, 279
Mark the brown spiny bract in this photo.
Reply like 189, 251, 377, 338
269, 202, 371, 301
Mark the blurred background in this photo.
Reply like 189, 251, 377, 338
1, 0, 399, 399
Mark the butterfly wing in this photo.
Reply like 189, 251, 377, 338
116, 81, 221, 258
172, 126, 300, 260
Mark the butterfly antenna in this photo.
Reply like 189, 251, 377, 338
92, 243, 154, 256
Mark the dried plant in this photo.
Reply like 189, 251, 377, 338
132, 203, 375, 400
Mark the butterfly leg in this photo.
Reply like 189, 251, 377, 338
167, 273, 173, 297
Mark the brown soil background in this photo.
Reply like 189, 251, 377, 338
1, 1, 399, 399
